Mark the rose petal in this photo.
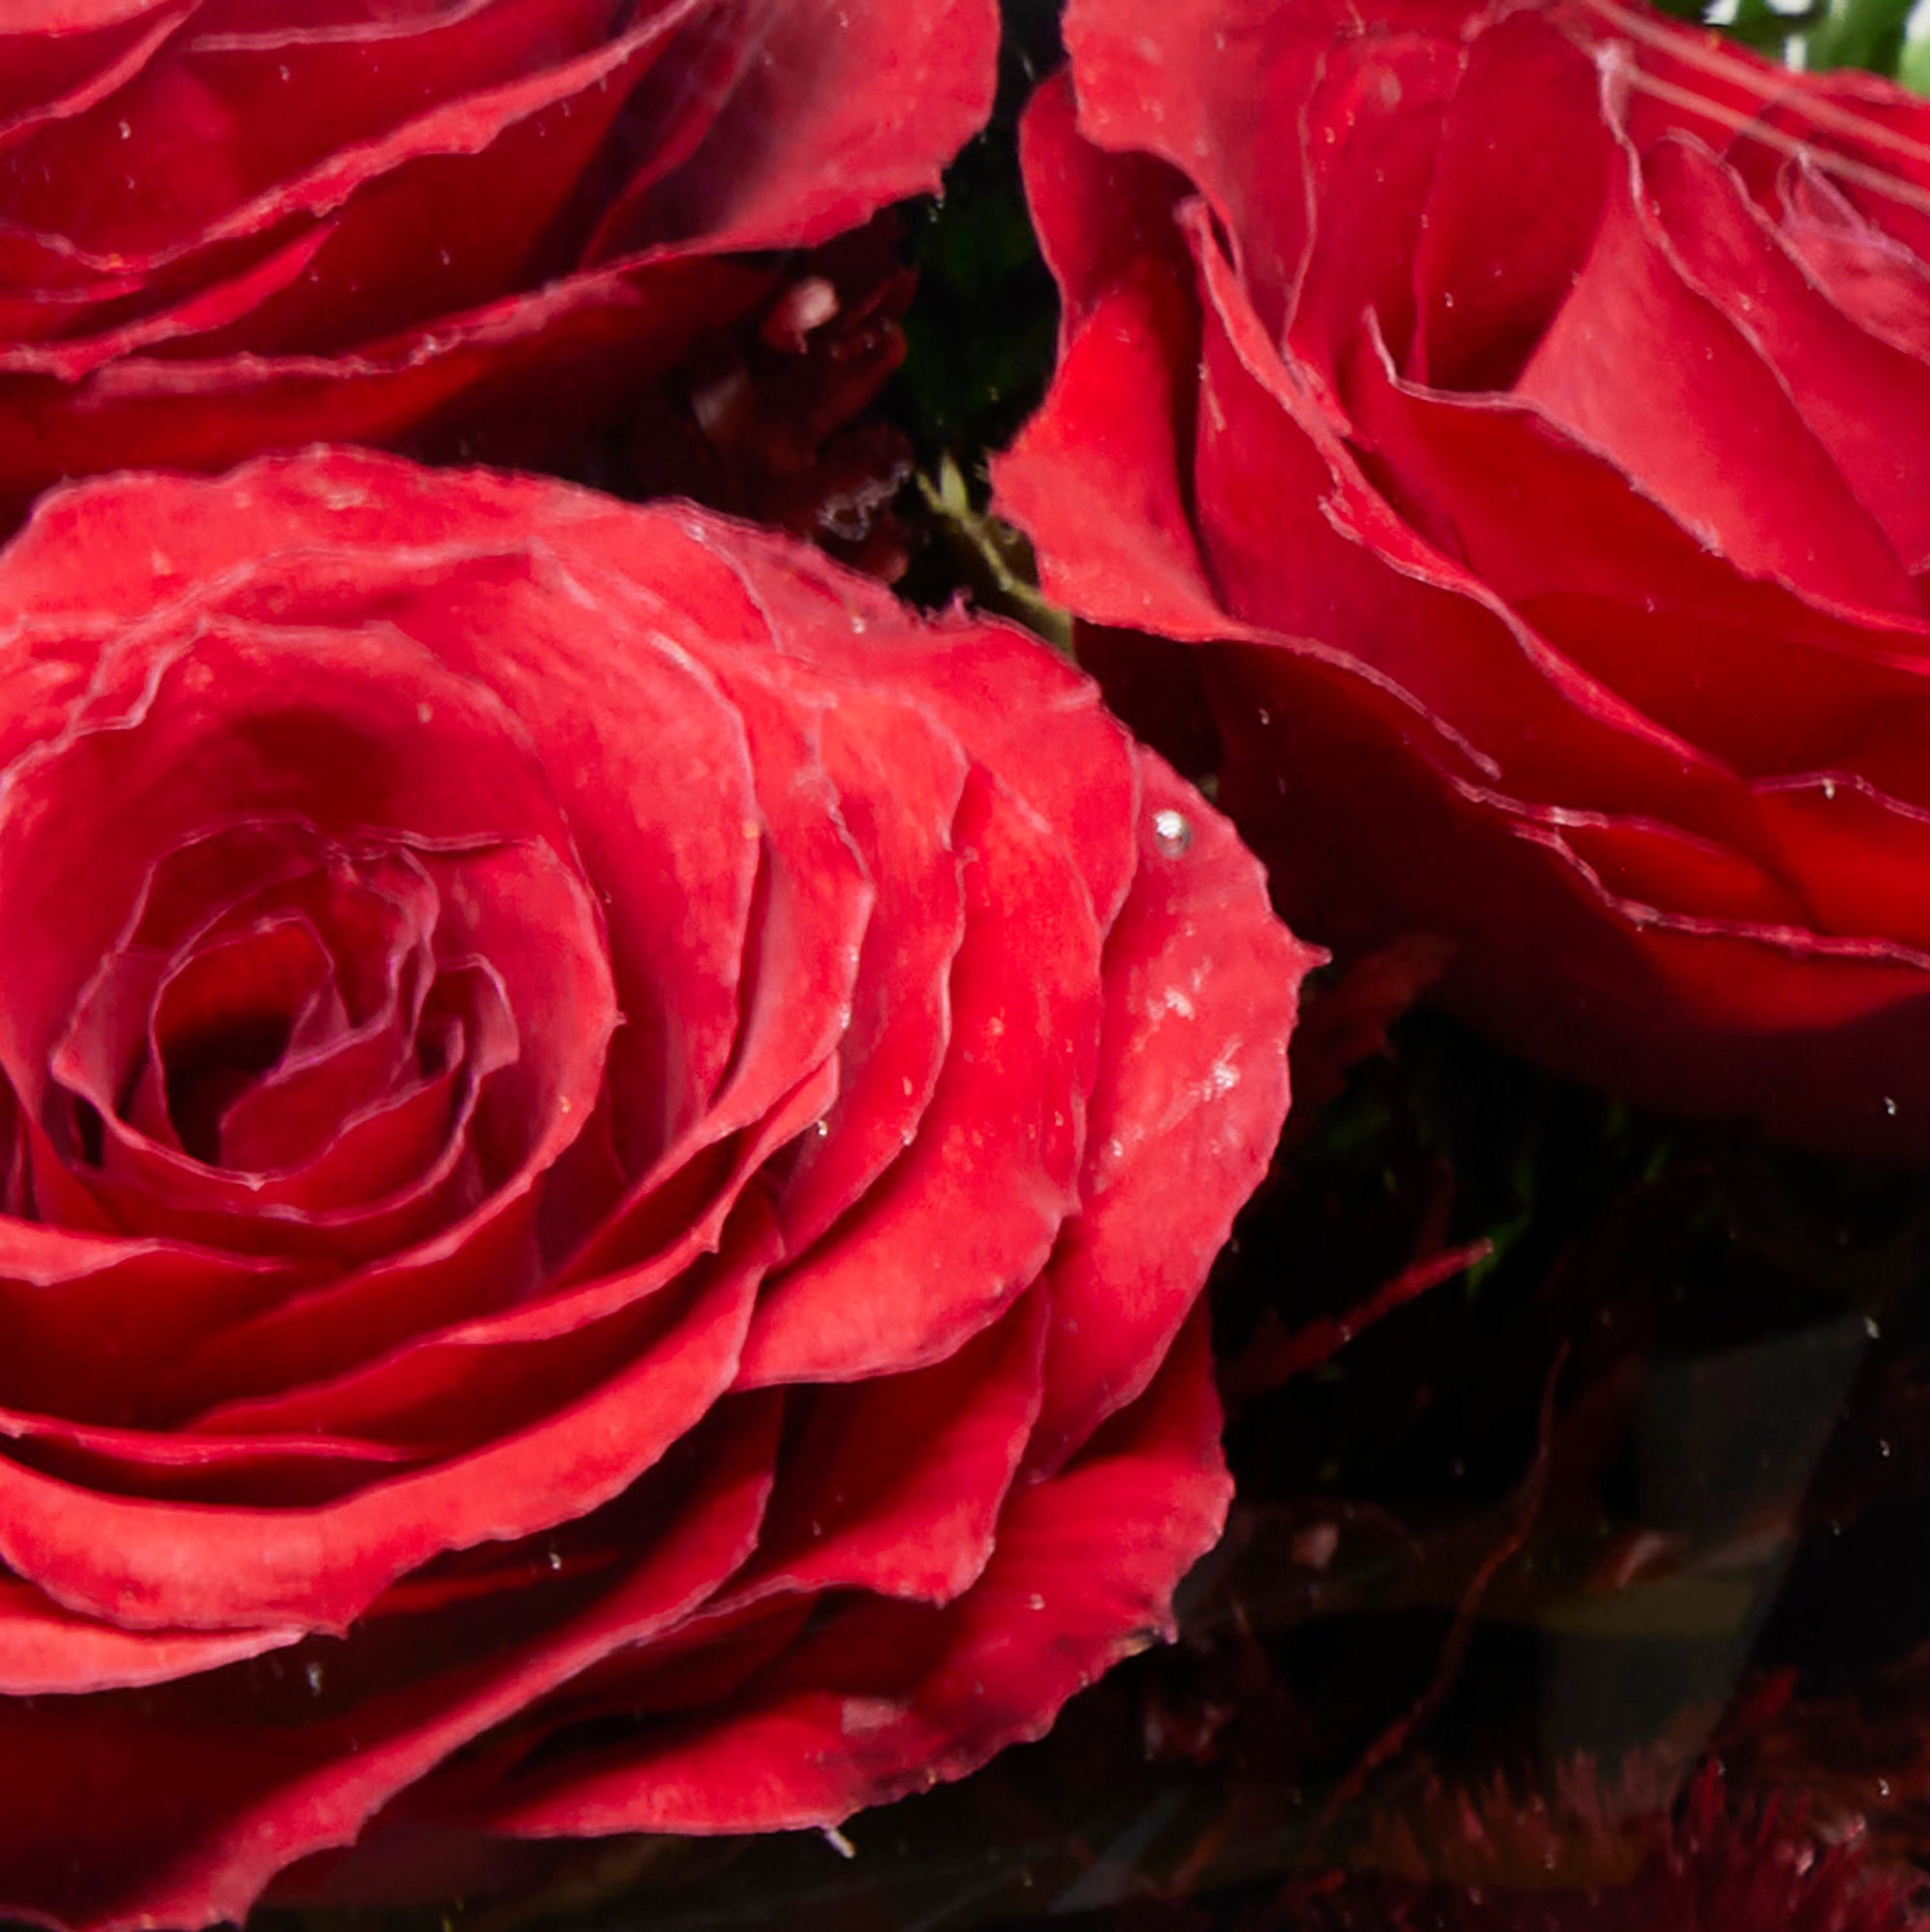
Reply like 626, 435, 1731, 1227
462, 1306, 1228, 1838
0, 1399, 778, 1932
1029, 753, 1316, 1476
765, 687, 967, 1255
1513, 105, 1919, 614
1285, 31, 1462, 400
1404, 12, 1612, 393
734, 766, 1097, 1386
0, 1578, 300, 1697
606, 0, 1000, 258
1189, 201, 1750, 829
740, 1286, 1047, 1604
0, 1217, 770, 1630
1643, 130, 1930, 573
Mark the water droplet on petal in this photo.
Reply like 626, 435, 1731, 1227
1152, 808, 1192, 857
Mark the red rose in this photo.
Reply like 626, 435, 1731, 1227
0, 0, 993, 511
0, 448, 1312, 1931
997, 0, 1930, 1154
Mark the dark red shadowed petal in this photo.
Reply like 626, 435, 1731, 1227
0, 1400, 413, 1507
0, 1577, 300, 1697
0, 252, 773, 511
1028, 753, 1319, 1477
0, 3, 186, 144
153, 18, 691, 360
0, 0, 1003, 510
0, 1228, 291, 1428
602, 0, 1000, 259
0, 1, 688, 274
61, 908, 334, 1158
457, 1306, 1229, 1839
0, 1399, 780, 1932
79, 955, 507, 1260
0, 225, 339, 382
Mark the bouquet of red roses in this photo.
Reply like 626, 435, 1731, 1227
1, 4, 1929, 1930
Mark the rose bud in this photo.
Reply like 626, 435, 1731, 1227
0, 1, 994, 514
0, 448, 1314, 1931
997, 0, 1930, 1156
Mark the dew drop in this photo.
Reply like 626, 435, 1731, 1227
1152, 808, 1192, 857
1885, 1095, 1899, 1118
117, 121, 131, 140
304, 1660, 325, 1696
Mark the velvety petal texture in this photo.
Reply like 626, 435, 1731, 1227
0, 0, 998, 513
995, 0, 1930, 1156
0, 447, 1314, 1932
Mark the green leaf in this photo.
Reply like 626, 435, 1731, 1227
1806, 0, 1916, 69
